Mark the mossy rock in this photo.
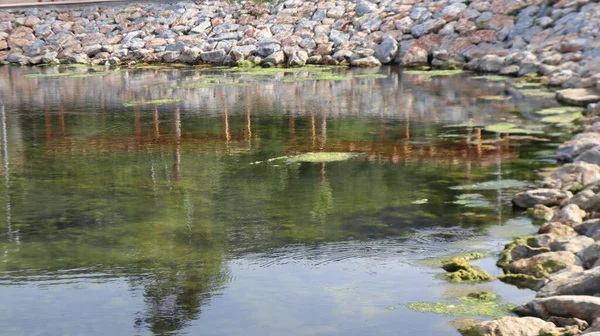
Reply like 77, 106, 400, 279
532, 259, 567, 278
540, 112, 584, 124
497, 236, 545, 269
446, 268, 494, 283
497, 273, 542, 290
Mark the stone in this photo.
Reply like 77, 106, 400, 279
179, 47, 201, 64
544, 162, 600, 191
517, 295, 600, 323
400, 46, 428, 65
263, 50, 285, 65
551, 236, 595, 254
557, 133, 600, 162
508, 251, 580, 277
575, 219, 600, 240
532, 204, 555, 221
579, 242, 600, 269
287, 50, 308, 66
513, 189, 572, 208
350, 56, 382, 67
6, 53, 30, 65
200, 49, 226, 63
230, 45, 257, 61
374, 36, 398, 64
410, 19, 445, 38
477, 54, 503, 72
565, 189, 595, 209
65, 53, 90, 64
549, 70, 575, 86
576, 147, 600, 165
537, 266, 600, 297
354, 1, 378, 17
255, 43, 281, 57
539, 222, 579, 240
499, 65, 519, 75
551, 204, 586, 225
557, 88, 600, 106
459, 316, 562, 336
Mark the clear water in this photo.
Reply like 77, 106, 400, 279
0, 65, 568, 336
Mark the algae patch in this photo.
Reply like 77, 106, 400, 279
252, 152, 358, 165
441, 254, 494, 283
470, 75, 507, 82
450, 179, 527, 191
453, 194, 491, 208
540, 112, 584, 124
484, 123, 543, 135
403, 69, 465, 81
497, 274, 542, 290
406, 293, 515, 318
535, 106, 584, 115
124, 99, 182, 107
355, 73, 388, 79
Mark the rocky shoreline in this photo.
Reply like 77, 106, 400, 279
0, 0, 598, 89
457, 103, 600, 334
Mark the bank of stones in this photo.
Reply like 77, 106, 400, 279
0, 0, 599, 89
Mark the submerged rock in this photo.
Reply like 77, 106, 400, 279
556, 133, 600, 162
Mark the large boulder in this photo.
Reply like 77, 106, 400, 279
544, 162, 600, 191
576, 147, 600, 165
513, 189, 572, 208
458, 316, 562, 336
557, 133, 600, 162
537, 266, 600, 297
516, 295, 600, 323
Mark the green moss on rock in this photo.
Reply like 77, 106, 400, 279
407, 293, 515, 318
497, 273, 542, 289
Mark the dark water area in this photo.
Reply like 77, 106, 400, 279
0, 65, 572, 335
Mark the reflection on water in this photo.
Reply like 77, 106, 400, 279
0, 66, 561, 335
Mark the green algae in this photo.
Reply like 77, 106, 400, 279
25, 71, 112, 79
280, 74, 349, 82
484, 123, 543, 135
497, 273, 542, 289
533, 259, 567, 278
403, 69, 465, 81
535, 106, 584, 115
477, 95, 511, 101
407, 294, 515, 318
540, 112, 584, 124
496, 236, 540, 269
252, 152, 358, 165
519, 89, 556, 97
450, 179, 527, 191
442, 254, 494, 283
471, 75, 508, 81
25, 72, 76, 78
453, 194, 491, 208
169, 82, 251, 89
444, 122, 485, 128
355, 73, 388, 79
123, 99, 182, 107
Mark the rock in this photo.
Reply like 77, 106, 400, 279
551, 204, 586, 225
551, 236, 595, 254
576, 147, 600, 165
539, 222, 579, 240
513, 188, 572, 208
458, 316, 562, 336
532, 204, 555, 221
537, 266, 600, 297
374, 36, 398, 64
497, 237, 552, 269
499, 65, 520, 75
64, 53, 90, 64
400, 46, 428, 65
200, 49, 226, 63
263, 51, 285, 65
179, 47, 201, 64
549, 70, 575, 86
478, 54, 503, 72
575, 219, 600, 240
557, 88, 600, 106
355, 1, 378, 16
544, 162, 600, 191
516, 295, 600, 323
230, 45, 257, 61
557, 133, 600, 162
287, 50, 308, 66
255, 43, 281, 57
351, 56, 382, 67
508, 251, 579, 277
548, 316, 589, 331
410, 19, 445, 38
6, 53, 30, 65
579, 242, 600, 269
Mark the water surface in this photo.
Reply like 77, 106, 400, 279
0, 65, 569, 336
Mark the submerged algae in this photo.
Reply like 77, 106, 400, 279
441, 254, 494, 283
407, 293, 515, 318
403, 69, 465, 81
123, 99, 182, 107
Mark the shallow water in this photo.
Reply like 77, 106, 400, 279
0, 65, 571, 335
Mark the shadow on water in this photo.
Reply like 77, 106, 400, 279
0, 65, 570, 335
